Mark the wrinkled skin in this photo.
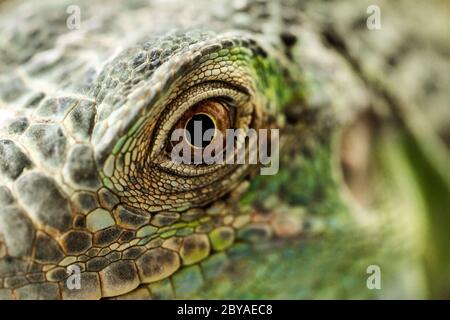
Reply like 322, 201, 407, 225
0, 0, 449, 299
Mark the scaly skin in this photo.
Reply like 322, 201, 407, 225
0, 0, 449, 299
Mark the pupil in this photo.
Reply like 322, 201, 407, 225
185, 113, 215, 148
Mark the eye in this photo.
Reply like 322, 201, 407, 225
169, 98, 233, 154
150, 81, 250, 162
185, 113, 216, 148
100, 79, 256, 211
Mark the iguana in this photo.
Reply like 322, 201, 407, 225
0, 0, 449, 299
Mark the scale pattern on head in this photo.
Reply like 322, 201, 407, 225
0, 0, 300, 299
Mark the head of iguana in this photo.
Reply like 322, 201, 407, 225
0, 0, 449, 299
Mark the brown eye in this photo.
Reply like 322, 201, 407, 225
171, 99, 233, 151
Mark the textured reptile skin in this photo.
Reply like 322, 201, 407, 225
0, 0, 449, 299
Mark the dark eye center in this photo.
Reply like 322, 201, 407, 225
185, 113, 216, 148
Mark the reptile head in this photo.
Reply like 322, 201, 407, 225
0, 0, 449, 300
74, 31, 299, 298
91, 31, 292, 213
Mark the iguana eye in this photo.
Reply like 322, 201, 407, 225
185, 112, 216, 148
147, 75, 256, 179
97, 56, 255, 212
151, 81, 250, 162
170, 98, 233, 154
